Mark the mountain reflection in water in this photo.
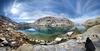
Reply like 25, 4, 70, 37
18, 28, 62, 41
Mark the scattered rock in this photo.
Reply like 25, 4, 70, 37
55, 37, 62, 42
0, 16, 27, 49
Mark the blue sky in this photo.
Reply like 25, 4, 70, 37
0, 0, 100, 23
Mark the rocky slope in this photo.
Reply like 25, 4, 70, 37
82, 25, 100, 42
33, 16, 74, 34
0, 16, 18, 29
0, 16, 32, 30
16, 25, 100, 51
84, 17, 100, 29
0, 16, 27, 49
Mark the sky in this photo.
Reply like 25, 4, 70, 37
0, 0, 100, 23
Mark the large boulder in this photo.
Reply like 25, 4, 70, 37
82, 25, 100, 49
82, 25, 100, 42
33, 16, 74, 34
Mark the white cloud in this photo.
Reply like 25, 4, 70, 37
30, 10, 68, 20
5, 0, 100, 23
23, 20, 35, 23
69, 16, 96, 24
14, 10, 69, 23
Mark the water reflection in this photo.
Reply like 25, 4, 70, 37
34, 25, 72, 34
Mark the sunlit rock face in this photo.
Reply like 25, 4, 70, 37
84, 17, 100, 29
34, 16, 74, 34
82, 25, 100, 42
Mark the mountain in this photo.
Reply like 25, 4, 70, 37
0, 16, 19, 29
33, 16, 74, 34
0, 16, 27, 48
0, 16, 22, 36
0, 16, 18, 25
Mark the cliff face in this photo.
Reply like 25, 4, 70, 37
33, 16, 74, 34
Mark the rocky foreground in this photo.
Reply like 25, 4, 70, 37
15, 24, 100, 51
0, 16, 30, 51
0, 16, 100, 51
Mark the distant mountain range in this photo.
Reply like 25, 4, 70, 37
0, 16, 19, 29
0, 16, 18, 25
0, 16, 31, 30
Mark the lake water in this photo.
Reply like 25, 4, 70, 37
18, 28, 62, 41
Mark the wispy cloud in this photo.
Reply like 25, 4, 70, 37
4, 0, 100, 23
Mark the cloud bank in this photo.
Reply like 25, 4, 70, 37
4, 0, 100, 23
